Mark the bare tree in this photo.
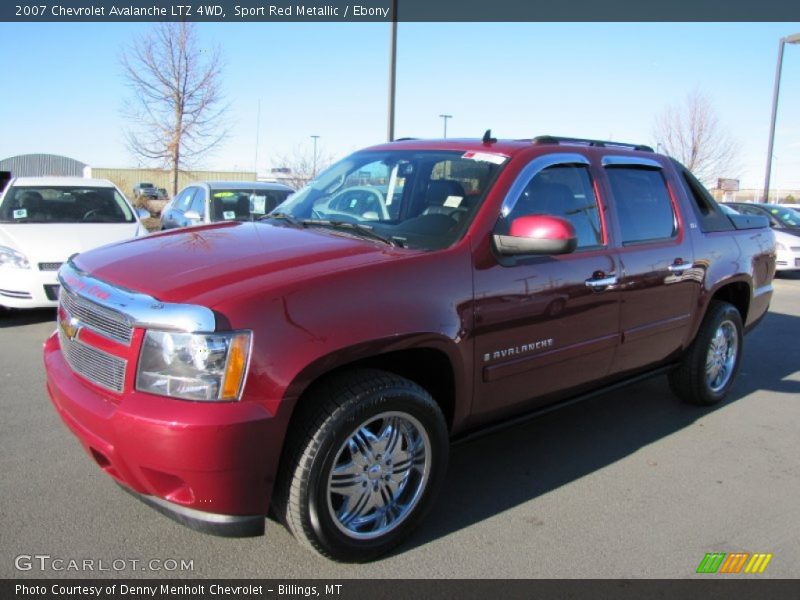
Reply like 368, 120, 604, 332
121, 23, 228, 194
271, 146, 335, 190
653, 89, 739, 185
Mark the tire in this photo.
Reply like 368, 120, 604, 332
668, 301, 744, 405
274, 369, 449, 562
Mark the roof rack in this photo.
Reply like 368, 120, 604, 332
532, 135, 654, 153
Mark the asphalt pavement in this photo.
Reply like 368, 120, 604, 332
2, 274, 799, 579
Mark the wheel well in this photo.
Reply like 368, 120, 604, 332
296, 348, 456, 431
711, 281, 750, 322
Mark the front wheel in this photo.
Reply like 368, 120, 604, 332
275, 369, 449, 562
669, 301, 744, 405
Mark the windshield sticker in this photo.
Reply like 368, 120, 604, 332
443, 195, 463, 208
251, 195, 266, 214
222, 210, 236, 220
13, 208, 27, 219
214, 192, 236, 198
462, 151, 508, 165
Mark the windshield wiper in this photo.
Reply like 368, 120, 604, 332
303, 219, 400, 247
260, 212, 305, 228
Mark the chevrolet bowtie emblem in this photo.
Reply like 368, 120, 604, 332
60, 314, 81, 341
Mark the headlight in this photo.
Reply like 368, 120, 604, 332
775, 241, 786, 251
136, 330, 251, 401
0, 245, 30, 269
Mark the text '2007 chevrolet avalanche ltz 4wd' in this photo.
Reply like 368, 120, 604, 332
44, 134, 776, 562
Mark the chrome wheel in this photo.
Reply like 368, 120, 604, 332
705, 319, 739, 393
326, 412, 431, 540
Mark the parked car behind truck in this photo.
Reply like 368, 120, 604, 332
0, 177, 147, 309
44, 135, 775, 562
160, 181, 294, 230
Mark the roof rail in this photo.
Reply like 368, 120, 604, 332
532, 135, 654, 153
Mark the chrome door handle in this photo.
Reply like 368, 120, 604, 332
668, 262, 693, 273
585, 276, 618, 289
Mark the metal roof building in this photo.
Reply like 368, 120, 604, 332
0, 153, 87, 178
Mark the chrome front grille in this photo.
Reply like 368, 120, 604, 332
60, 287, 133, 345
58, 328, 127, 393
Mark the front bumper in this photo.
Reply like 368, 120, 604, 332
44, 331, 280, 535
0, 266, 59, 308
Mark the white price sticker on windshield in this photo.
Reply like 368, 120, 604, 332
13, 209, 27, 219
443, 196, 463, 208
252, 195, 266, 214
222, 210, 236, 220
462, 151, 508, 165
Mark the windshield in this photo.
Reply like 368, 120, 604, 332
271, 150, 505, 250
210, 188, 293, 222
0, 186, 135, 224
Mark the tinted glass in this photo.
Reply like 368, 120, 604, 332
606, 168, 676, 244
506, 164, 603, 249
0, 186, 134, 223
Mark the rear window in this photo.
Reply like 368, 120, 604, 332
606, 168, 676, 244
0, 186, 134, 224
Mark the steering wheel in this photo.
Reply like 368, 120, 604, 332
330, 186, 389, 220
82, 209, 104, 222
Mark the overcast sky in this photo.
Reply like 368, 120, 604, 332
1, 21, 798, 189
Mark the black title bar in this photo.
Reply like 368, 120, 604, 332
3, 0, 800, 22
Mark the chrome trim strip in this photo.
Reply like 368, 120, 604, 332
601, 155, 662, 169
500, 153, 591, 218
58, 259, 216, 333
753, 283, 773, 298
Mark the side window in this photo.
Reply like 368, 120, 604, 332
506, 164, 604, 249
605, 167, 676, 244
189, 189, 205, 215
176, 188, 195, 212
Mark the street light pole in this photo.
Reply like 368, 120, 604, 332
387, 0, 398, 142
439, 114, 453, 138
763, 33, 800, 203
311, 135, 320, 178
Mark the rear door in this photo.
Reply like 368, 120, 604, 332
472, 153, 621, 420
600, 156, 699, 373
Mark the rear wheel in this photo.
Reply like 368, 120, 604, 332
275, 369, 448, 562
669, 301, 743, 405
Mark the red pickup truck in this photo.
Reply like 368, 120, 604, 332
44, 135, 775, 562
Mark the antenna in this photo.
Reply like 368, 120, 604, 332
482, 129, 497, 144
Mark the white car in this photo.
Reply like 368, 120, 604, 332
721, 203, 800, 272
0, 177, 148, 309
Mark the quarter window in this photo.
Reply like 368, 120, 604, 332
605, 167, 676, 244
506, 164, 604, 249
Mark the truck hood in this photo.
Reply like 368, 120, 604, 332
72, 221, 406, 305
0, 222, 142, 264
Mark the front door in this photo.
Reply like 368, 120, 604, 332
472, 154, 621, 422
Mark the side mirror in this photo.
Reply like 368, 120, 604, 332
136, 207, 151, 220
184, 210, 202, 222
494, 215, 577, 256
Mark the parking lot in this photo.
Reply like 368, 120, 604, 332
1, 273, 799, 579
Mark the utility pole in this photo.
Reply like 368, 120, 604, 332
311, 135, 320, 178
387, 0, 398, 142
439, 114, 452, 138
764, 33, 800, 203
